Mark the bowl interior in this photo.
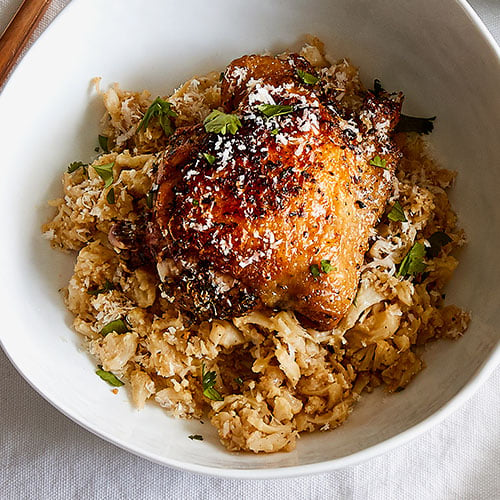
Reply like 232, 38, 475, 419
0, 0, 499, 478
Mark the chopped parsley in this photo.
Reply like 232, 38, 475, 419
100, 318, 129, 337
310, 264, 320, 277
369, 155, 388, 169
397, 242, 427, 277
427, 231, 452, 258
257, 104, 295, 118
203, 110, 242, 135
67, 161, 87, 174
395, 114, 436, 135
188, 434, 204, 441
137, 97, 177, 136
234, 377, 243, 385
311, 260, 334, 277
95, 367, 124, 387
106, 187, 115, 204
270, 128, 279, 135
201, 362, 223, 401
388, 201, 407, 222
92, 162, 114, 188
87, 280, 114, 296
297, 69, 319, 85
98, 134, 109, 153
203, 153, 216, 165
192, 199, 199, 206
320, 259, 333, 273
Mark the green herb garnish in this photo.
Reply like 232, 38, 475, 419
100, 318, 129, 337
203, 153, 216, 165
203, 110, 242, 135
188, 434, 204, 441
311, 260, 334, 276
92, 162, 114, 188
235, 377, 243, 385
201, 362, 223, 401
98, 134, 109, 153
388, 201, 407, 222
395, 114, 436, 135
96, 367, 124, 387
67, 161, 87, 174
320, 259, 333, 273
369, 155, 388, 169
310, 264, 320, 277
427, 231, 452, 258
270, 128, 279, 135
87, 280, 114, 296
192, 199, 199, 206
297, 69, 319, 85
137, 97, 177, 136
397, 242, 427, 277
106, 187, 115, 204
257, 104, 295, 118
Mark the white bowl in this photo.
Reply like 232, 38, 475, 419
0, 0, 499, 479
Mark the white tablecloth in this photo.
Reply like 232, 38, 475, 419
1, 1, 499, 498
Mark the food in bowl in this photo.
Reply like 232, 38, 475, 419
42, 37, 469, 453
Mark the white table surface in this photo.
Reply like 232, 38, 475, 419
1, 1, 499, 498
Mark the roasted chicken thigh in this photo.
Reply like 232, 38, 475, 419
110, 53, 402, 329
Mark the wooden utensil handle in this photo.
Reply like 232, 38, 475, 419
0, 0, 52, 87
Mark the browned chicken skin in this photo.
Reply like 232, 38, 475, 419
111, 53, 402, 329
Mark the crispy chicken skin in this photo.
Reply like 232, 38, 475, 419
110, 53, 402, 329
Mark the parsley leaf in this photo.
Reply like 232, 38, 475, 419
203, 110, 242, 135
87, 280, 114, 296
311, 260, 335, 276
98, 134, 109, 153
92, 162, 114, 188
388, 201, 407, 222
427, 231, 452, 258
297, 69, 319, 85
397, 242, 427, 277
320, 259, 333, 273
310, 264, 320, 277
137, 97, 177, 136
203, 153, 216, 165
67, 161, 87, 174
270, 128, 279, 135
369, 155, 388, 169
96, 367, 124, 387
395, 114, 436, 135
106, 187, 115, 204
188, 434, 204, 441
100, 318, 129, 337
201, 362, 223, 401
257, 104, 295, 118
234, 377, 243, 385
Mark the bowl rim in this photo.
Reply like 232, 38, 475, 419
0, 0, 499, 480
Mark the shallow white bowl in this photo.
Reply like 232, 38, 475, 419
0, 0, 499, 479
